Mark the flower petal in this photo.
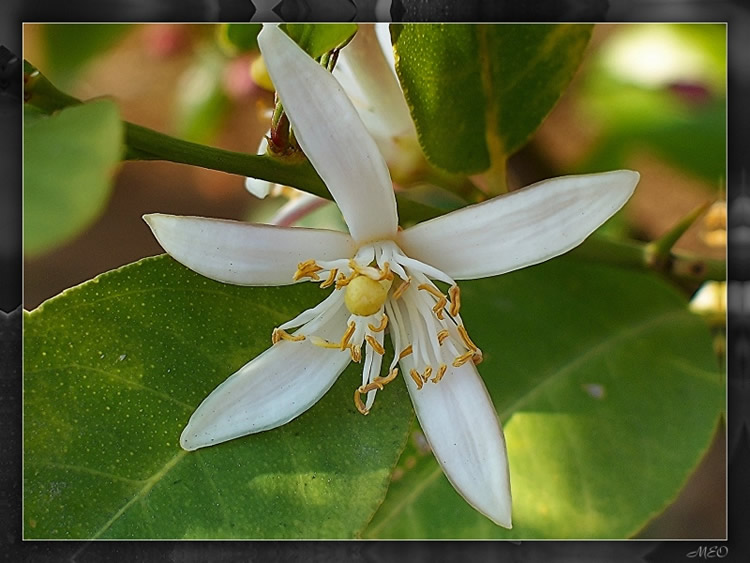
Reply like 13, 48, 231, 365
180, 300, 352, 450
144, 213, 355, 286
257, 24, 398, 243
398, 170, 639, 280
401, 354, 512, 528
245, 135, 274, 198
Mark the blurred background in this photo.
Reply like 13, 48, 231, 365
22, 23, 726, 538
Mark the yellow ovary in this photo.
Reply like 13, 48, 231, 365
344, 275, 392, 316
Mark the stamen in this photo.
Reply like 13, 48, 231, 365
348, 259, 382, 280
421, 366, 433, 383
349, 345, 362, 363
272, 328, 305, 344
293, 259, 323, 281
409, 368, 424, 390
359, 367, 399, 393
437, 329, 450, 345
398, 345, 413, 359
335, 271, 357, 289
365, 335, 385, 355
449, 285, 461, 317
340, 321, 356, 350
368, 314, 388, 332
354, 389, 369, 415
392, 277, 411, 300
319, 268, 338, 289
453, 350, 475, 367
309, 335, 341, 349
457, 325, 479, 352
432, 364, 448, 383
418, 283, 448, 320
472, 351, 484, 365
377, 262, 394, 281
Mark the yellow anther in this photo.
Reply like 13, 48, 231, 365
335, 271, 357, 289
377, 262, 394, 281
340, 322, 356, 350
392, 277, 411, 300
272, 328, 305, 344
418, 283, 447, 320
354, 389, 369, 415
293, 259, 322, 281
358, 367, 399, 394
348, 259, 382, 280
437, 329, 450, 345
319, 268, 338, 289
409, 369, 424, 390
398, 345, 413, 360
449, 285, 461, 317
365, 335, 385, 355
472, 351, 484, 366
368, 314, 388, 333
344, 275, 391, 316
432, 364, 447, 383
452, 350, 475, 367
457, 325, 479, 352
349, 345, 362, 363
309, 335, 341, 349
421, 366, 433, 383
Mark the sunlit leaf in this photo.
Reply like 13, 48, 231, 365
364, 258, 723, 538
281, 23, 358, 58
24, 99, 123, 256
393, 24, 592, 176
24, 256, 413, 539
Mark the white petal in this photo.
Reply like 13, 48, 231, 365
180, 301, 352, 450
257, 24, 398, 243
144, 213, 354, 286
398, 170, 639, 280
401, 354, 513, 528
245, 135, 274, 198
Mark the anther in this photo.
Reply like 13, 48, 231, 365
377, 262, 394, 281
398, 345, 413, 359
409, 368, 424, 390
432, 364, 447, 383
272, 328, 306, 344
392, 277, 411, 300
354, 389, 369, 415
453, 350, 475, 367
309, 335, 341, 349
349, 346, 362, 363
457, 325, 479, 352
368, 314, 388, 333
293, 259, 323, 281
339, 322, 356, 350
365, 335, 385, 355
335, 271, 357, 289
358, 367, 399, 394
418, 283, 447, 320
437, 329, 450, 345
449, 285, 461, 317
319, 268, 338, 289
421, 366, 433, 383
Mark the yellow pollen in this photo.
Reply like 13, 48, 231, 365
392, 277, 411, 300
344, 275, 392, 316
421, 366, 433, 383
457, 325, 479, 352
272, 328, 305, 344
398, 345, 413, 359
349, 346, 362, 363
409, 369, 424, 390
365, 335, 385, 355
368, 314, 389, 333
293, 259, 323, 281
319, 268, 338, 289
449, 285, 461, 317
309, 336, 341, 349
377, 262, 394, 281
437, 329, 450, 345
432, 364, 447, 383
335, 271, 357, 289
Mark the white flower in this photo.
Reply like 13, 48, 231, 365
144, 24, 639, 529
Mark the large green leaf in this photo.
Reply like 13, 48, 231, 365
393, 24, 592, 178
24, 99, 123, 256
281, 24, 358, 58
24, 256, 413, 539
363, 258, 723, 538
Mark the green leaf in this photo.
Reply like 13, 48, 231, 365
281, 24, 358, 58
364, 258, 723, 538
24, 99, 123, 256
394, 24, 592, 179
24, 256, 413, 539
41, 24, 133, 90
218, 23, 263, 54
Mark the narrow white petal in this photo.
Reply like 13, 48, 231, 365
245, 135, 274, 198
398, 170, 640, 280
257, 24, 398, 243
144, 213, 354, 286
402, 355, 512, 528
180, 302, 352, 450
